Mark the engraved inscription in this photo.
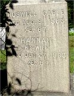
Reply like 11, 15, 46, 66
10, 9, 65, 26
9, 7, 67, 66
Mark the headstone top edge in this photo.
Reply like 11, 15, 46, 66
17, 0, 65, 3
11, 0, 66, 5
10, 2, 67, 6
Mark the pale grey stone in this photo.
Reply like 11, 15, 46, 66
47, 0, 65, 2
17, 0, 46, 4
17, 0, 65, 4
7, 1, 70, 93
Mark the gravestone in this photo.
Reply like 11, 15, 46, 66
7, 0, 70, 93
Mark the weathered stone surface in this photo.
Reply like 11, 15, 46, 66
16, 0, 65, 4
7, 2, 70, 93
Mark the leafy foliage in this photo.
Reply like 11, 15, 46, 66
67, 1, 74, 29
0, 0, 11, 27
0, 0, 11, 10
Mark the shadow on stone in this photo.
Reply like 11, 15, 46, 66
0, 0, 18, 94
6, 78, 33, 96
0, 1, 33, 95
